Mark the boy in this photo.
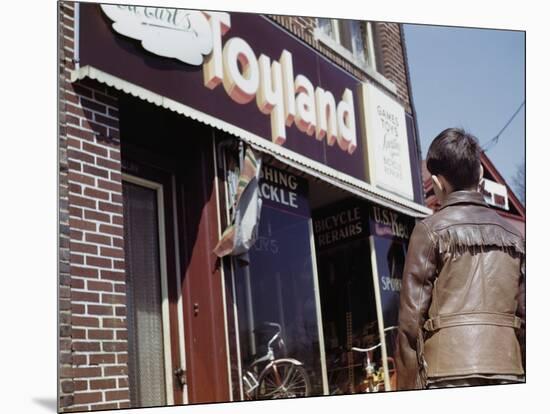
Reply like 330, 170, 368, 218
395, 128, 525, 389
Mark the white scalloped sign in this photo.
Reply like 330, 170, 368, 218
100, 5, 213, 65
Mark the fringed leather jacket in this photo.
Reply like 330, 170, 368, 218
395, 191, 525, 390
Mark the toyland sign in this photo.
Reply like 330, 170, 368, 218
100, 5, 357, 153
79, 5, 413, 196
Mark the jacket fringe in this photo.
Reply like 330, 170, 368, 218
436, 224, 525, 256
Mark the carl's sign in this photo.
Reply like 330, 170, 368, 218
79, 5, 366, 179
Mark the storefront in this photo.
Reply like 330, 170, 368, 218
58, 2, 432, 411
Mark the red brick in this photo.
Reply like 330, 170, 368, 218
86, 233, 111, 246
71, 266, 98, 278
84, 187, 110, 201
115, 306, 126, 317
70, 253, 85, 265
103, 363, 128, 374
87, 304, 114, 316
67, 137, 81, 149
113, 260, 125, 270
71, 241, 98, 255
116, 330, 128, 340
95, 113, 119, 128
66, 125, 95, 141
74, 380, 88, 392
70, 229, 83, 241
114, 283, 126, 293
67, 147, 95, 164
68, 171, 95, 186
88, 329, 114, 340
83, 164, 109, 179
67, 159, 82, 172
92, 403, 118, 410
95, 157, 120, 173
109, 151, 121, 162
117, 377, 128, 388
100, 246, 124, 259
84, 210, 111, 224
71, 303, 86, 314
102, 293, 126, 305
72, 316, 99, 327
84, 120, 108, 137
72, 328, 86, 339
93, 91, 118, 108
98, 178, 122, 193
70, 194, 97, 210
119, 402, 131, 409
98, 201, 122, 215
106, 390, 130, 402
72, 290, 100, 303
99, 224, 124, 237
71, 278, 85, 289
103, 318, 126, 329
73, 354, 88, 365
90, 378, 117, 389
101, 270, 125, 282
87, 280, 113, 292
72, 83, 94, 99
108, 107, 119, 118
73, 391, 102, 405
111, 193, 123, 204
81, 97, 107, 114
70, 218, 96, 232
112, 215, 124, 226
68, 182, 82, 195
63, 90, 80, 105
82, 141, 109, 157
86, 256, 112, 268
73, 341, 101, 352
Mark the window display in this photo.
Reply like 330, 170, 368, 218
233, 165, 325, 398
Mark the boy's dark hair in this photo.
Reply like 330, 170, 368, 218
426, 128, 482, 190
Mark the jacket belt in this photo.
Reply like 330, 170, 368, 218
423, 312, 522, 332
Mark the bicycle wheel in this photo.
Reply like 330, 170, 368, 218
256, 361, 311, 399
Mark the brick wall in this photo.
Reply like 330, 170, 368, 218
59, 2, 130, 411
268, 15, 412, 113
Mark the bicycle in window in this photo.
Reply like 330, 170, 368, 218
242, 322, 311, 400
351, 325, 398, 393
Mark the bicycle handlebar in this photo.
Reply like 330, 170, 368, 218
351, 343, 382, 353
351, 326, 398, 353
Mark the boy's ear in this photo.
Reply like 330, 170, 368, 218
432, 175, 444, 193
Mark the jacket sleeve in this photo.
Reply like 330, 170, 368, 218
516, 254, 526, 371
395, 221, 438, 390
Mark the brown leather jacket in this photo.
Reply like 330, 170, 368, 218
395, 191, 525, 390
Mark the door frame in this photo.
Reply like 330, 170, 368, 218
122, 173, 178, 405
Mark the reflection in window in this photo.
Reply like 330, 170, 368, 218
315, 18, 376, 70
234, 205, 324, 397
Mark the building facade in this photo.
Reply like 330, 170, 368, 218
58, 2, 431, 411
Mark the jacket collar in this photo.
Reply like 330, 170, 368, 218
439, 190, 488, 210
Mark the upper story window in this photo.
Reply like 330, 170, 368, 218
315, 18, 378, 73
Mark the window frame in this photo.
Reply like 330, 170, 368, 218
314, 18, 397, 95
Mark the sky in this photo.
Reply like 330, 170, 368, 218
403, 24, 525, 195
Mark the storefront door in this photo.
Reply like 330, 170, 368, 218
122, 175, 185, 407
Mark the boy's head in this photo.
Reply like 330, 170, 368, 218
426, 128, 483, 200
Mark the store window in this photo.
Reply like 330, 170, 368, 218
316, 18, 378, 71
232, 165, 326, 399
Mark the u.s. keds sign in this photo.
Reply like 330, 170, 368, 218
101, 6, 357, 154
